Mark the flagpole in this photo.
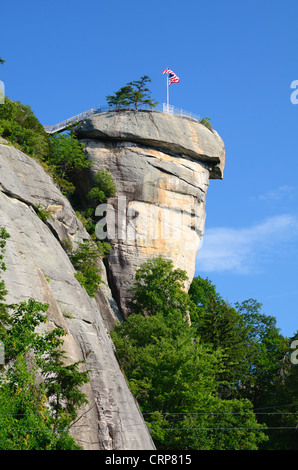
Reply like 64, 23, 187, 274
167, 72, 169, 108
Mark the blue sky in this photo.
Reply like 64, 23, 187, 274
1, 0, 297, 337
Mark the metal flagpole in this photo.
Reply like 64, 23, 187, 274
167, 72, 169, 108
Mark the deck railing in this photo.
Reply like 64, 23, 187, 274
43, 103, 203, 134
43, 108, 100, 134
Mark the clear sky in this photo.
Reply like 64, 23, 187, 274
1, 0, 297, 337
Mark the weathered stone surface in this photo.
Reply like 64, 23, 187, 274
78, 111, 225, 318
80, 141, 209, 317
78, 109, 225, 179
0, 143, 87, 243
0, 141, 155, 450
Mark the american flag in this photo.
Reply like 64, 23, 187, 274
162, 68, 180, 86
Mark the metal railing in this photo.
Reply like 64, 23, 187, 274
43, 103, 203, 134
160, 103, 202, 122
43, 108, 101, 134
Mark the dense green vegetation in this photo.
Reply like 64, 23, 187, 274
69, 239, 103, 297
0, 228, 89, 450
87, 169, 117, 206
111, 256, 298, 450
46, 132, 91, 195
0, 97, 50, 159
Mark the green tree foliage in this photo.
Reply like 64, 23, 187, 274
41, 342, 89, 423
189, 276, 298, 450
0, 227, 10, 331
233, 299, 298, 450
106, 76, 158, 110
74, 170, 116, 251
0, 226, 90, 449
69, 240, 102, 297
47, 133, 91, 194
264, 332, 298, 450
131, 256, 192, 319
199, 117, 213, 130
0, 300, 89, 449
111, 257, 267, 450
105, 85, 134, 108
34, 203, 51, 222
0, 97, 50, 159
87, 169, 117, 206
234, 299, 289, 405
0, 355, 81, 450
189, 276, 249, 396
112, 312, 267, 450
0, 58, 4, 65
126, 76, 158, 110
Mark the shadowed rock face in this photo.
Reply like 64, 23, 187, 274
78, 110, 225, 318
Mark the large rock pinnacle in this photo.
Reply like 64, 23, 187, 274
78, 109, 225, 318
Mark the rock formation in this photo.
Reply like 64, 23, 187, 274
78, 110, 225, 317
0, 138, 155, 450
0, 109, 225, 450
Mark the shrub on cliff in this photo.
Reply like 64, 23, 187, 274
0, 97, 50, 159
0, 227, 10, 331
0, 299, 89, 450
70, 239, 103, 297
87, 169, 117, 206
0, 226, 90, 450
47, 133, 91, 195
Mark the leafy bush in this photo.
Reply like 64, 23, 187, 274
70, 240, 102, 297
0, 299, 89, 450
0, 97, 50, 159
34, 203, 51, 222
0, 227, 10, 330
46, 133, 91, 195
199, 117, 213, 131
0, 226, 90, 450
87, 169, 117, 205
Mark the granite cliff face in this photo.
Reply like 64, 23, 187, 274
78, 110, 225, 318
0, 109, 225, 450
0, 138, 155, 450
